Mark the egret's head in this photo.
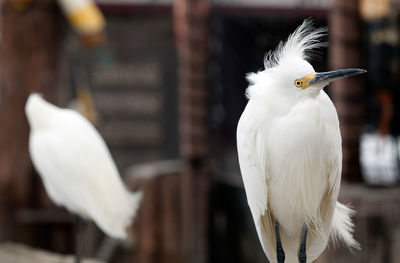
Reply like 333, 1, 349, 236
246, 19, 366, 99
25, 93, 58, 130
25, 93, 44, 119
280, 57, 366, 92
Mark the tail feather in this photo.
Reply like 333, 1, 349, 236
118, 191, 143, 238
330, 202, 361, 251
128, 191, 143, 223
93, 190, 143, 239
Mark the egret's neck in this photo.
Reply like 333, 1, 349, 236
251, 86, 323, 120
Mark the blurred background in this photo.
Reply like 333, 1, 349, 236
0, 0, 399, 262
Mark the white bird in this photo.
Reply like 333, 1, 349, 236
236, 20, 364, 263
25, 94, 142, 240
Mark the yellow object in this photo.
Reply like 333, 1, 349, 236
58, 0, 105, 35
360, 0, 391, 21
294, 73, 315, 89
67, 2, 105, 34
77, 88, 98, 125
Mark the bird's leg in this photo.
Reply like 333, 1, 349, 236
298, 225, 308, 263
275, 220, 285, 263
75, 215, 83, 263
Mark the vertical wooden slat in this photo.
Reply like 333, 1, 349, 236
0, 0, 61, 241
130, 173, 183, 263
137, 178, 160, 263
160, 174, 182, 263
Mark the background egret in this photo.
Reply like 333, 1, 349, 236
237, 20, 365, 263
25, 94, 142, 262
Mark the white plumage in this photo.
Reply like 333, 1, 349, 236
25, 94, 142, 239
237, 20, 363, 262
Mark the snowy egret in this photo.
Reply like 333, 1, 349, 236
237, 20, 365, 263
25, 94, 142, 260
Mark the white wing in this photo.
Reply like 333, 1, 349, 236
29, 110, 142, 239
326, 133, 360, 250
237, 107, 276, 260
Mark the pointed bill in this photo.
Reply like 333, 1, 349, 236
310, 68, 367, 86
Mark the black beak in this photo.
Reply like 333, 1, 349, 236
309, 68, 367, 86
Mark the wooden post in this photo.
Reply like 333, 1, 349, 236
173, 0, 210, 262
329, 0, 364, 182
126, 160, 185, 263
134, 173, 183, 263
0, 0, 61, 240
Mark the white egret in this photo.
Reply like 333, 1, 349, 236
25, 94, 142, 261
236, 20, 365, 263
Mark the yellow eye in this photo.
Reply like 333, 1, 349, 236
295, 80, 303, 87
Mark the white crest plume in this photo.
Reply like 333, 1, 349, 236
245, 19, 327, 98
264, 19, 327, 69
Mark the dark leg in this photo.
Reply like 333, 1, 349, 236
299, 225, 308, 263
75, 216, 83, 263
275, 220, 285, 263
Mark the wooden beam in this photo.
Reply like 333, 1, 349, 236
0, 0, 62, 240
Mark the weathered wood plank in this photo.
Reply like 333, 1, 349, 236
0, 242, 104, 263
126, 160, 185, 263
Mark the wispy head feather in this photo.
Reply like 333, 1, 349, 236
264, 19, 327, 69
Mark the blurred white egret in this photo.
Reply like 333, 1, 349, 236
25, 94, 142, 242
237, 20, 365, 263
